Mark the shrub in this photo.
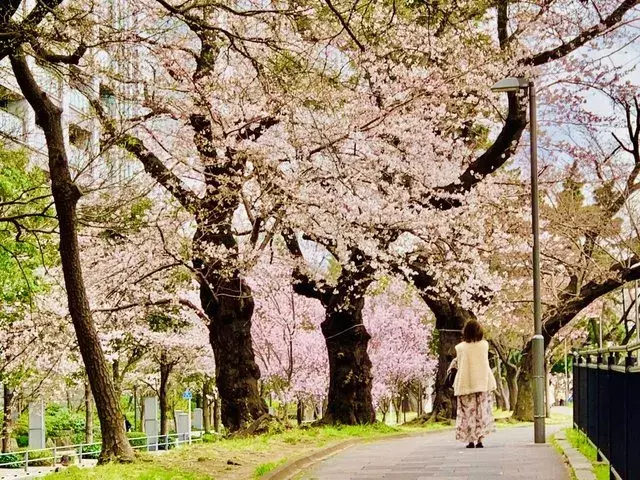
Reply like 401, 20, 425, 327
16, 434, 28, 448
127, 432, 147, 448
45, 405, 85, 439
78, 443, 101, 460
201, 433, 219, 443
0, 452, 22, 468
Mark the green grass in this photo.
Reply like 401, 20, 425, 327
44, 463, 209, 480
254, 459, 286, 477
564, 428, 609, 480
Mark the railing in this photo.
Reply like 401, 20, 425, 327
573, 341, 640, 480
0, 432, 203, 475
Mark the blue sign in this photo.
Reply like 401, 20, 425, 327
183, 389, 193, 400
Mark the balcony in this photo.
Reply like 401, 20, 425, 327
69, 89, 91, 118
0, 109, 24, 139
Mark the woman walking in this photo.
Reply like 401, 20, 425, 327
449, 319, 496, 448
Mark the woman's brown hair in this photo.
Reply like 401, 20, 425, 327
462, 319, 483, 343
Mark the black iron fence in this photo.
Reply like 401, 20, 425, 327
573, 343, 640, 480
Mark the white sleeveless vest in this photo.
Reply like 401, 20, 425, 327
453, 340, 497, 396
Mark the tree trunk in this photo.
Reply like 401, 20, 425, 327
321, 302, 376, 425
493, 356, 509, 410
545, 361, 551, 418
393, 396, 401, 424
112, 360, 122, 399
202, 379, 211, 433
505, 363, 519, 411
10, 52, 133, 463
159, 354, 172, 437
296, 400, 304, 425
411, 277, 474, 421
513, 349, 534, 421
85, 380, 93, 444
133, 386, 138, 432
431, 329, 461, 420
2, 384, 14, 453
200, 273, 268, 432
140, 399, 145, 433
213, 393, 220, 433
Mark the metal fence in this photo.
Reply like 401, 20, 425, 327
0, 432, 203, 473
573, 342, 640, 480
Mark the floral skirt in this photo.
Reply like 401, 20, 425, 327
455, 391, 495, 443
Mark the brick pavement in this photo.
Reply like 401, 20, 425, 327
302, 425, 569, 480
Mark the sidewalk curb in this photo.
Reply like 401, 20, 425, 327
262, 427, 454, 480
553, 430, 597, 480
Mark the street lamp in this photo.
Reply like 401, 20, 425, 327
491, 77, 546, 444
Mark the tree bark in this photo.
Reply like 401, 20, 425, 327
320, 295, 376, 425
159, 353, 173, 437
2, 384, 14, 453
505, 363, 519, 411
10, 52, 133, 463
393, 396, 401, 424
202, 379, 211, 433
213, 393, 220, 433
430, 329, 461, 419
513, 349, 534, 421
200, 273, 268, 431
287, 243, 376, 426
85, 380, 93, 444
296, 400, 304, 425
408, 268, 477, 421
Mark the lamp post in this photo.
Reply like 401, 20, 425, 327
491, 77, 545, 444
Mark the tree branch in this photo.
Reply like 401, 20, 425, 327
430, 93, 527, 210
29, 37, 87, 65
91, 99, 200, 214
528, 0, 640, 65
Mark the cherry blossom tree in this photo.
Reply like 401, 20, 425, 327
249, 253, 327, 422
365, 281, 436, 423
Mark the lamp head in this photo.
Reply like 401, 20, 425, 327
491, 77, 529, 93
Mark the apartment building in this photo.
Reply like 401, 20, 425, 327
0, 0, 137, 181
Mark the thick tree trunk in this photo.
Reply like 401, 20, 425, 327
513, 349, 534, 421
10, 52, 133, 463
200, 274, 268, 431
410, 273, 474, 421
321, 302, 376, 425
159, 354, 172, 437
85, 380, 93, 444
431, 329, 461, 420
2, 385, 14, 453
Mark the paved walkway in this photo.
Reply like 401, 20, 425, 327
303, 425, 569, 480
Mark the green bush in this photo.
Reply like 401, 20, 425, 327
201, 433, 219, 443
16, 434, 28, 448
45, 405, 85, 439
127, 432, 147, 448
78, 443, 101, 460
0, 452, 22, 468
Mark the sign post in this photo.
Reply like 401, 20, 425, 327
183, 389, 193, 444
